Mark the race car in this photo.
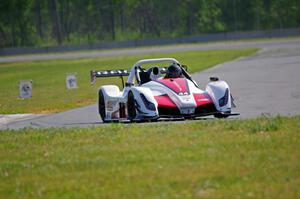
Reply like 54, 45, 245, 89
90, 58, 238, 122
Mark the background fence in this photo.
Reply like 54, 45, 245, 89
1, 28, 299, 56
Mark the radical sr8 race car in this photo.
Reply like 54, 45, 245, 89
90, 58, 238, 122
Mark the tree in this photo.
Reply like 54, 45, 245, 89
0, 0, 299, 47
47, 0, 63, 44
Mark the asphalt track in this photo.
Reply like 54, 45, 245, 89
1, 39, 300, 63
2, 39, 300, 129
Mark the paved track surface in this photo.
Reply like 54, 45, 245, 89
193, 46, 300, 118
1, 39, 300, 63
2, 39, 300, 130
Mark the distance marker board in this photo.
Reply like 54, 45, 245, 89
19, 80, 32, 98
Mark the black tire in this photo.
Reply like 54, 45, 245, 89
127, 91, 137, 121
214, 113, 230, 119
98, 90, 108, 123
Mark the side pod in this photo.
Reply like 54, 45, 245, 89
206, 80, 232, 113
98, 85, 123, 121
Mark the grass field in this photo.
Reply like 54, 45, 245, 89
0, 48, 257, 114
0, 116, 299, 198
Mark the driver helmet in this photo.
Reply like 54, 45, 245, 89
166, 63, 182, 78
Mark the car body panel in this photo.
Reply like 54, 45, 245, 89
92, 58, 238, 122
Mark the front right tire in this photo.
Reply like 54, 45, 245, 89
127, 91, 137, 121
214, 112, 230, 119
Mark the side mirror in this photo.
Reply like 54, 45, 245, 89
210, 77, 219, 81
152, 66, 159, 75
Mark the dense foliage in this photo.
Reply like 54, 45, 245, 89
0, 0, 299, 47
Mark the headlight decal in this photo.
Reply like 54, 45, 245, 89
140, 94, 156, 111
219, 88, 229, 107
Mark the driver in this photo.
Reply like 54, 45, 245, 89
165, 63, 183, 78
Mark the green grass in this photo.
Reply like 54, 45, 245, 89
0, 116, 299, 198
0, 48, 257, 114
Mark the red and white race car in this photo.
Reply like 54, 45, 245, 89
91, 58, 238, 122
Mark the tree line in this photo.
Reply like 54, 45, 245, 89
0, 0, 299, 48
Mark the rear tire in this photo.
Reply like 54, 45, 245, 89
98, 90, 108, 123
127, 91, 137, 121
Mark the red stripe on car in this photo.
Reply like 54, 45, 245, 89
193, 93, 213, 106
156, 78, 189, 94
154, 94, 177, 108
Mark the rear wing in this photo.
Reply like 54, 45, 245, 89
90, 69, 130, 86
90, 65, 188, 87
